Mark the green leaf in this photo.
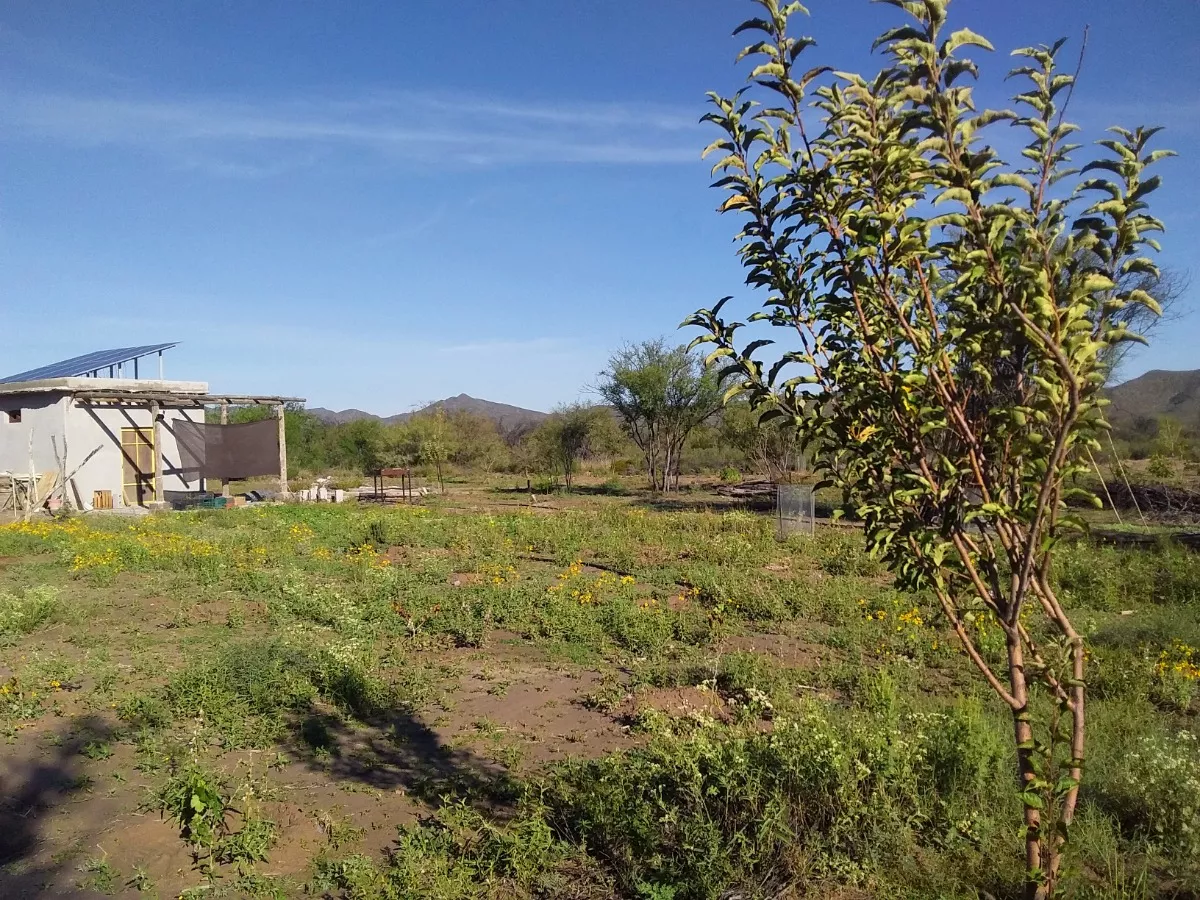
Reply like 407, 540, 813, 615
872, 25, 925, 51
1080, 274, 1116, 295
991, 172, 1034, 194
1145, 149, 1177, 165
942, 28, 994, 56
1127, 289, 1162, 316
934, 187, 972, 206
733, 18, 774, 37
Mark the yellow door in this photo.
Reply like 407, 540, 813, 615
120, 427, 156, 506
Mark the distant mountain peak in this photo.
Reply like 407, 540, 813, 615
308, 396, 547, 429
1107, 368, 1200, 436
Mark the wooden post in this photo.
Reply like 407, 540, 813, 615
60, 397, 71, 511
219, 401, 230, 497
276, 403, 289, 496
26, 430, 36, 522
150, 400, 163, 504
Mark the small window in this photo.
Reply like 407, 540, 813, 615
5, 410, 20, 424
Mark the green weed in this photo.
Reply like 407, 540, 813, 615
0, 586, 58, 639
79, 853, 119, 894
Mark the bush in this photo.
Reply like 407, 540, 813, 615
0, 586, 58, 639
718, 466, 742, 484
597, 478, 627, 496
815, 532, 882, 578
1147, 455, 1176, 480
156, 761, 279, 867
129, 639, 402, 747
311, 799, 588, 900
1098, 730, 1200, 858
545, 707, 1014, 898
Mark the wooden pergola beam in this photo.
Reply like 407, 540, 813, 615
71, 391, 302, 499
71, 391, 303, 407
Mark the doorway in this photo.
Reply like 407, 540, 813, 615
120, 426, 156, 506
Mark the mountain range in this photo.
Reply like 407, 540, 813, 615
305, 371, 1199, 439
1107, 369, 1200, 434
307, 394, 547, 431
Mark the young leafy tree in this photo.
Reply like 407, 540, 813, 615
685, 1, 1171, 894
1150, 416, 1191, 461
598, 339, 722, 491
330, 418, 387, 475
536, 403, 612, 490
719, 398, 806, 482
410, 407, 452, 492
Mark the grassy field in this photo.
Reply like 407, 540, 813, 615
1, 484, 1198, 899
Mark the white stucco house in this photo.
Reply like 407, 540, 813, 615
0, 343, 301, 512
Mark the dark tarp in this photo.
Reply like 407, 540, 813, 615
174, 420, 280, 480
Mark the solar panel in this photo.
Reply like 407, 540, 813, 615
0, 343, 179, 384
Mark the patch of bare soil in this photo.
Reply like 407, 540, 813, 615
430, 650, 635, 767
0, 716, 188, 898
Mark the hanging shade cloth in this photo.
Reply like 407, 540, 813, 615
174, 420, 280, 480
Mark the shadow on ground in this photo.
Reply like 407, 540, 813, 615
0, 716, 117, 898
286, 701, 520, 813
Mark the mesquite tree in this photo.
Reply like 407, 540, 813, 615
598, 340, 721, 491
537, 403, 617, 490
685, 1, 1171, 894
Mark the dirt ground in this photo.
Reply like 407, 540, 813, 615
2, 611, 823, 898
0, 497, 844, 899
0, 619, 644, 897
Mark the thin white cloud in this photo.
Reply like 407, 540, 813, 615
0, 88, 704, 173
0, 24, 135, 85
436, 337, 572, 355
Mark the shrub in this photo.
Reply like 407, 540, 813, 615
815, 533, 882, 578
545, 707, 1014, 898
1147, 455, 1176, 480
156, 762, 230, 849
598, 478, 627, 496
129, 639, 402, 747
1054, 542, 1200, 610
311, 799, 583, 900
155, 761, 278, 868
0, 586, 58, 639
1099, 730, 1200, 858
1086, 647, 1153, 703
1150, 641, 1200, 712
718, 466, 742, 485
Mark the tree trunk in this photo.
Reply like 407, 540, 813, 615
1008, 634, 1053, 900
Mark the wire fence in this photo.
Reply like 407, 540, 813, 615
776, 483, 815, 539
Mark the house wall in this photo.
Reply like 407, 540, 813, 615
0, 391, 205, 508
67, 404, 204, 507
0, 393, 70, 476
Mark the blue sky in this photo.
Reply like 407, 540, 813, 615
2, 1, 1197, 413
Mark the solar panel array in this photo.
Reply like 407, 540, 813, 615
0, 343, 179, 384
